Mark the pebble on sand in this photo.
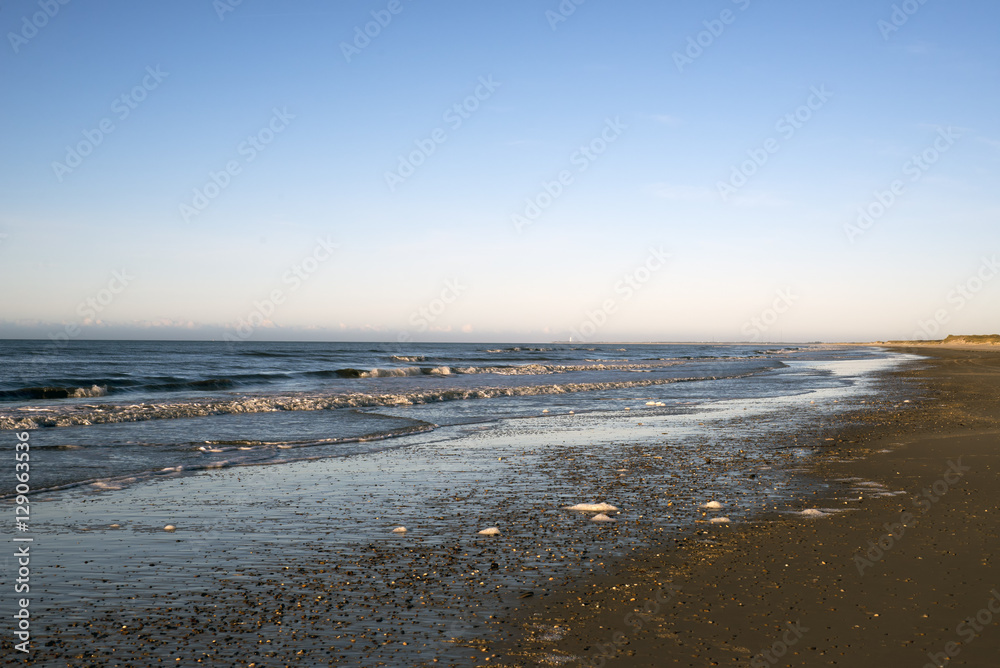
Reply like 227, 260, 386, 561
163, 525, 176, 532
392, 526, 407, 533
478, 527, 501, 536
591, 513, 615, 522
708, 517, 731, 524
564, 502, 619, 512
701, 501, 723, 510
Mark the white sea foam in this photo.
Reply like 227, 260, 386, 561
0, 375, 729, 430
363, 366, 424, 378
70, 385, 107, 398
565, 503, 618, 512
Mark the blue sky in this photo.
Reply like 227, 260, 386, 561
1, 0, 997, 342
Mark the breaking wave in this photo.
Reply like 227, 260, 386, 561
0, 384, 108, 400
0, 374, 738, 430
319, 361, 684, 379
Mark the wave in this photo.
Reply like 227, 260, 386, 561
0, 384, 109, 400
315, 360, 685, 380
0, 361, 694, 405
144, 378, 238, 391
0, 373, 750, 430
0, 374, 295, 402
238, 350, 297, 358
390, 355, 426, 362
193, 423, 435, 453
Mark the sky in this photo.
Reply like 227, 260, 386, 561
1, 0, 998, 343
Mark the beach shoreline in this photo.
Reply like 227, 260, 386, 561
493, 346, 1000, 666
0, 345, 908, 666
4, 345, 996, 666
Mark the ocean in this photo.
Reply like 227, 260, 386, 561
1, 340, 899, 498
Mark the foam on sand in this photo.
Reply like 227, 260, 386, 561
701, 501, 723, 510
392, 526, 407, 533
708, 517, 731, 524
478, 527, 500, 536
590, 513, 615, 522
564, 502, 618, 512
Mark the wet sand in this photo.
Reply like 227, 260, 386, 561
496, 346, 1000, 666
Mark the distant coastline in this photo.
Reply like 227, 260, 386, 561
861, 334, 1000, 350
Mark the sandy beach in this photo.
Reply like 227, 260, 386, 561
496, 345, 1000, 666
1, 345, 911, 666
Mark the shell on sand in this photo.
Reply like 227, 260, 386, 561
392, 526, 407, 533
591, 513, 615, 522
564, 502, 619, 512
163, 525, 176, 532
701, 501, 723, 510
109, 524, 121, 529
478, 527, 501, 536
708, 517, 731, 524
